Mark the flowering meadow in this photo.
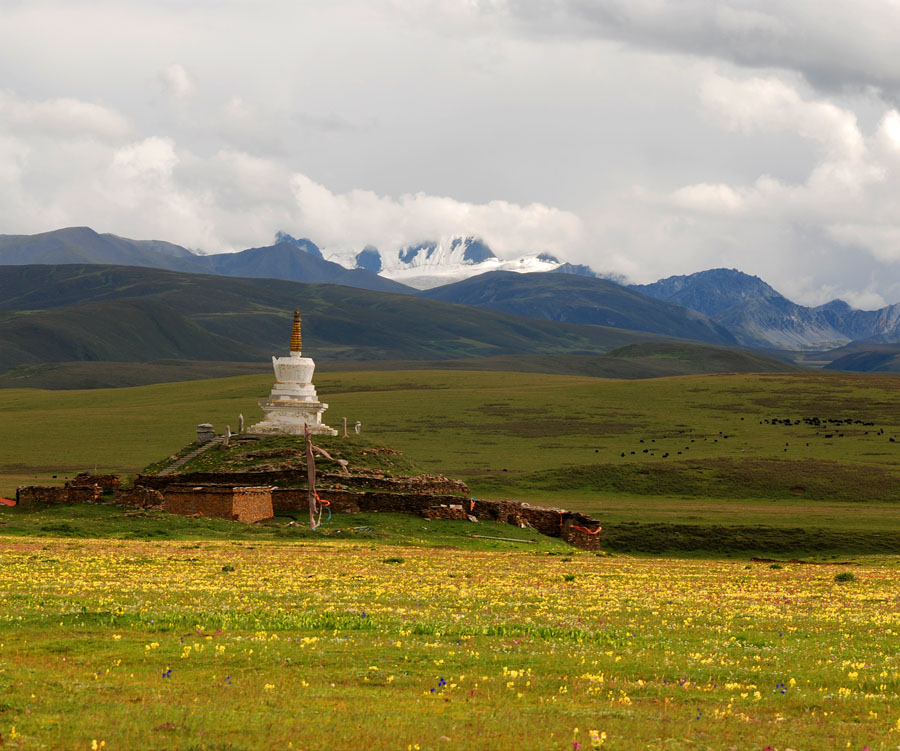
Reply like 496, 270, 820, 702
1, 538, 898, 750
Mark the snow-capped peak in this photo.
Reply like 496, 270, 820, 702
320, 235, 591, 290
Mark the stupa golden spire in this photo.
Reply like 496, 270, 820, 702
290, 309, 302, 352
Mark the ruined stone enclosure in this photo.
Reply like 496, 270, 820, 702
17, 435, 604, 549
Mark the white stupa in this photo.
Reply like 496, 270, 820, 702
250, 309, 337, 436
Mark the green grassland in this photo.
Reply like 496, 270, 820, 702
0, 359, 270, 390
5, 369, 900, 501
2, 539, 899, 750
3, 369, 900, 556
4, 370, 900, 748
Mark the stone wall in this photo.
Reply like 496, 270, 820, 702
273, 488, 465, 515
16, 483, 102, 505
422, 504, 470, 521
68, 473, 121, 492
161, 485, 273, 524
561, 520, 605, 551
114, 486, 165, 509
20, 470, 603, 547
16, 485, 69, 505
232, 487, 275, 524
272, 488, 361, 514
269, 485, 603, 549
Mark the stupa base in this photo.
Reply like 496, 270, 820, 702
249, 421, 338, 436
249, 400, 338, 436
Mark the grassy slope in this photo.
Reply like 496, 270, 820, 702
0, 266, 684, 369
0, 265, 805, 389
0, 360, 271, 390
3, 369, 900, 556
0, 344, 802, 390
5, 369, 900, 495
0, 264, 683, 373
146, 433, 425, 477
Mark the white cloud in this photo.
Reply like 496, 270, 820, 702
216, 97, 285, 155
840, 288, 888, 311
160, 63, 195, 100
670, 183, 745, 215
111, 137, 178, 181
827, 224, 900, 265
701, 74, 865, 160
6, 3, 900, 307
875, 110, 900, 158
0, 91, 131, 142
288, 173, 584, 256
668, 74, 894, 221
588, 73, 900, 305
0, 90, 583, 257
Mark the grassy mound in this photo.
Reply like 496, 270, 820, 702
143, 433, 425, 478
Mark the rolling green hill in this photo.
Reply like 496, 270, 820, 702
0, 341, 801, 390
821, 343, 900, 372
601, 342, 806, 375
0, 264, 687, 376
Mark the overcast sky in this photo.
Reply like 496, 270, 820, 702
3, 1, 900, 306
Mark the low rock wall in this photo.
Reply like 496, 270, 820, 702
68, 473, 121, 492
16, 485, 69, 505
272, 488, 362, 513
561, 521, 605, 551
161, 485, 273, 524
114, 486, 165, 509
232, 487, 276, 524
288, 487, 604, 549
29, 468, 602, 547
16, 484, 102, 505
422, 504, 470, 521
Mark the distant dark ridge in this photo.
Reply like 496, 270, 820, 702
0, 226, 204, 270
195, 240, 410, 293
631, 268, 782, 317
0, 263, 693, 378
421, 270, 737, 346
632, 267, 900, 352
0, 227, 411, 295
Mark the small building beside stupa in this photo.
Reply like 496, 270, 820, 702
249, 309, 337, 436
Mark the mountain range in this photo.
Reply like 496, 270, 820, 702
4, 227, 900, 373
0, 227, 408, 294
0, 263, 684, 370
631, 268, 900, 352
420, 271, 736, 346
0, 264, 796, 388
